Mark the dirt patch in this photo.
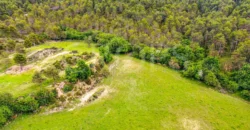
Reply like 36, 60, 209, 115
28, 47, 63, 62
68, 86, 110, 111
55, 82, 65, 98
182, 118, 200, 130
5, 65, 34, 74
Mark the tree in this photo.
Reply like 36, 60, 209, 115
13, 53, 27, 70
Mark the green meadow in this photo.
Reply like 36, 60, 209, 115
2, 47, 250, 129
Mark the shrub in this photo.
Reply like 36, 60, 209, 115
0, 93, 15, 110
63, 84, 74, 93
34, 89, 56, 106
168, 57, 180, 70
99, 46, 113, 63
240, 90, 250, 101
159, 49, 171, 65
217, 73, 238, 92
169, 45, 195, 67
139, 47, 156, 62
42, 67, 59, 80
65, 60, 91, 83
14, 96, 39, 113
231, 64, 250, 90
202, 57, 220, 73
0, 106, 13, 127
53, 60, 64, 70
32, 72, 45, 83
13, 53, 27, 70
108, 37, 131, 54
204, 71, 221, 88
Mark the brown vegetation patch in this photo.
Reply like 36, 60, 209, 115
6, 65, 34, 74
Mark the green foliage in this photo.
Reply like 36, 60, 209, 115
158, 49, 171, 65
217, 73, 238, 92
204, 71, 221, 88
64, 29, 93, 40
0, 93, 15, 110
108, 37, 131, 54
42, 67, 59, 80
240, 90, 250, 101
32, 72, 44, 83
13, 53, 26, 67
99, 46, 113, 63
169, 45, 195, 67
139, 47, 156, 62
34, 89, 56, 106
65, 60, 91, 83
24, 33, 46, 48
183, 62, 203, 80
14, 96, 39, 113
0, 106, 13, 127
232, 64, 250, 90
202, 57, 220, 73
63, 84, 74, 93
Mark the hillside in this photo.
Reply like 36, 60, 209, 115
1, 42, 249, 130
0, 0, 250, 129
3, 54, 250, 130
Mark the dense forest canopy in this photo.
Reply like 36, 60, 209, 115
1, 0, 249, 54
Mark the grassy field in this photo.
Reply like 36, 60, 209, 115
0, 41, 98, 96
3, 55, 250, 130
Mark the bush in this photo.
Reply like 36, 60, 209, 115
96, 32, 115, 46
168, 57, 180, 70
169, 45, 195, 67
32, 72, 45, 83
217, 73, 238, 92
65, 60, 91, 83
0, 106, 13, 127
139, 47, 156, 62
53, 60, 64, 70
202, 57, 220, 73
240, 90, 250, 101
159, 49, 171, 65
108, 37, 131, 54
14, 96, 39, 113
232, 64, 250, 90
42, 67, 59, 80
63, 84, 74, 93
34, 89, 56, 106
0, 93, 15, 110
99, 46, 113, 63
204, 71, 221, 88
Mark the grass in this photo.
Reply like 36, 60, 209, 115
3, 56, 250, 130
26, 41, 98, 54
0, 41, 98, 96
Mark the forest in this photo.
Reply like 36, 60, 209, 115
0, 0, 250, 129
